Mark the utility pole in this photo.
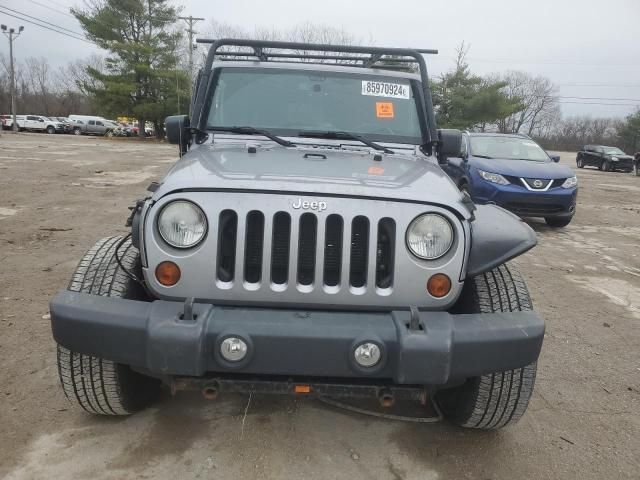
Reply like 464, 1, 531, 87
178, 16, 204, 80
178, 16, 204, 116
1, 24, 24, 132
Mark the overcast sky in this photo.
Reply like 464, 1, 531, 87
1, 0, 639, 117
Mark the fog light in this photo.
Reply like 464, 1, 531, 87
354, 343, 381, 367
220, 337, 248, 362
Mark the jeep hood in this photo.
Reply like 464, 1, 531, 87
153, 143, 471, 218
470, 157, 574, 179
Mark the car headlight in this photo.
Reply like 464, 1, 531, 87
478, 170, 510, 185
406, 214, 454, 260
562, 176, 578, 189
611, 156, 619, 161
157, 200, 208, 248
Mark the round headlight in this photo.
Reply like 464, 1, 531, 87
157, 200, 207, 249
406, 214, 454, 260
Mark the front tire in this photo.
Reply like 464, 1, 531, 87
576, 157, 584, 168
437, 264, 538, 429
600, 160, 610, 172
545, 216, 573, 228
56, 236, 160, 415
46, 126, 56, 134
73, 127, 82, 136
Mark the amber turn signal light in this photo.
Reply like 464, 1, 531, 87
427, 273, 451, 298
155, 261, 181, 286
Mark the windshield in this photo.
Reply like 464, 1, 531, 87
207, 68, 423, 145
603, 147, 625, 155
470, 136, 550, 162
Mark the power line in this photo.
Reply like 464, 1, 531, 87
558, 96, 640, 102
0, 9, 93, 44
25, 0, 76, 20
558, 101, 639, 106
0, 5, 84, 37
558, 82, 640, 87
47, 0, 74, 10
0, 9, 88, 42
429, 55, 640, 68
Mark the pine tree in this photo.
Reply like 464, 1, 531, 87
72, 0, 190, 137
431, 43, 522, 130
616, 110, 640, 152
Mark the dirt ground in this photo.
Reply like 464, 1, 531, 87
0, 133, 638, 480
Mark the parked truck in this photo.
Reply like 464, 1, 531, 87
68, 115, 115, 136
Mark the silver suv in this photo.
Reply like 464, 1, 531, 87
50, 40, 544, 429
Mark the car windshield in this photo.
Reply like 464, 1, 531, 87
603, 147, 625, 155
470, 136, 549, 162
207, 67, 424, 145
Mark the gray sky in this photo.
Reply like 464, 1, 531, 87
2, 0, 639, 117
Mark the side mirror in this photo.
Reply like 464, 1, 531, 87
549, 154, 560, 163
165, 115, 190, 154
437, 129, 463, 164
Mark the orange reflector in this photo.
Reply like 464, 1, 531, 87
427, 273, 451, 298
155, 261, 181, 286
295, 385, 311, 394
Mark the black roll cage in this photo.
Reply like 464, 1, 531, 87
192, 38, 440, 148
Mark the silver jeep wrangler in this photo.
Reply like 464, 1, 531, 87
50, 39, 543, 429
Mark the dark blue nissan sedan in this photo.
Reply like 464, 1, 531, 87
442, 132, 578, 228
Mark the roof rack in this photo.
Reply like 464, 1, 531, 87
192, 39, 440, 145
196, 38, 437, 67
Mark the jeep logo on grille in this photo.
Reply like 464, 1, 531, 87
533, 179, 544, 188
292, 198, 327, 212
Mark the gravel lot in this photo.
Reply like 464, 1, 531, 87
0, 133, 639, 480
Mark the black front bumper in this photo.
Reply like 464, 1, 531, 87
612, 159, 634, 171
50, 291, 544, 385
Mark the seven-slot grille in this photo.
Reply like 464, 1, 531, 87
215, 209, 396, 293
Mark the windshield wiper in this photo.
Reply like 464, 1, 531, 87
473, 154, 493, 159
298, 130, 394, 154
208, 126, 294, 147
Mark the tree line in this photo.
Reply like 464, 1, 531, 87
0, 54, 98, 117
0, 0, 638, 149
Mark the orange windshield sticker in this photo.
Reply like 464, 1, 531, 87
376, 102, 394, 119
368, 166, 385, 175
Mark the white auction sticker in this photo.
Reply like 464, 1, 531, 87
361, 80, 410, 99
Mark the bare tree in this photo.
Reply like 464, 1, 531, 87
59, 54, 105, 96
24, 57, 52, 115
197, 21, 360, 66
536, 115, 619, 151
495, 71, 559, 135
0, 52, 99, 116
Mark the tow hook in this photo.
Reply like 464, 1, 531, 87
202, 382, 219, 400
378, 388, 395, 408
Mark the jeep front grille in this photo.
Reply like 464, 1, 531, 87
145, 193, 468, 308
216, 209, 395, 292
